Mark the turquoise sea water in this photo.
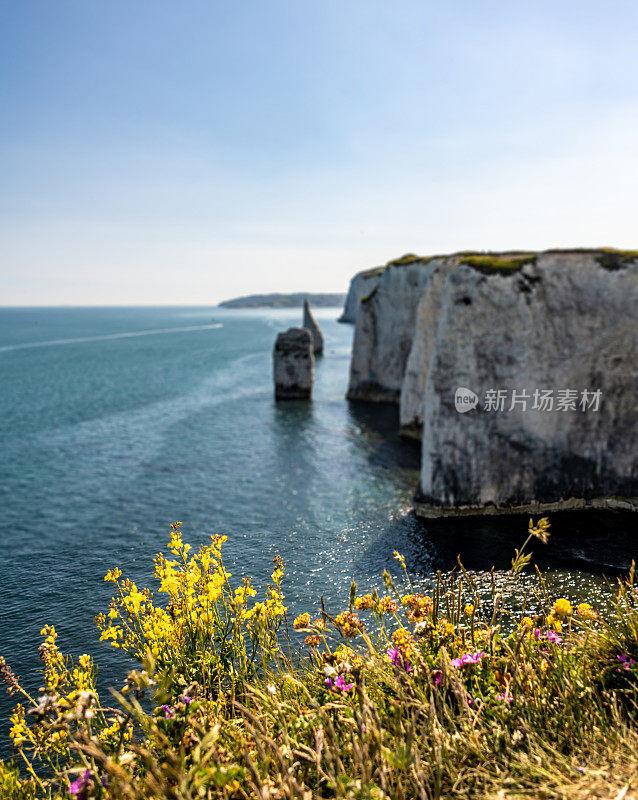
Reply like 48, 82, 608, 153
0, 306, 634, 754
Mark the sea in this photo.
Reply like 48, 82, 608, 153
0, 306, 635, 755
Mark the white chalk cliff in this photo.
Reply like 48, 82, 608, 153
347, 256, 436, 402
338, 266, 385, 323
343, 249, 638, 516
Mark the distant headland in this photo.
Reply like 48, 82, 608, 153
218, 292, 346, 309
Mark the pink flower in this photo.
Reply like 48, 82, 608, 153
387, 647, 412, 674
68, 770, 92, 799
616, 654, 636, 672
432, 670, 442, 686
325, 675, 355, 692
161, 704, 175, 719
496, 692, 513, 703
450, 651, 485, 668
547, 630, 562, 644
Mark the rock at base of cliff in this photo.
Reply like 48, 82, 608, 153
413, 494, 638, 519
273, 328, 314, 400
303, 299, 324, 355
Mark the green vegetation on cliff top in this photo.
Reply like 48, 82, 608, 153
361, 265, 386, 279
379, 248, 638, 276
385, 253, 424, 266
458, 253, 538, 274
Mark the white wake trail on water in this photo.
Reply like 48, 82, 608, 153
0, 323, 223, 353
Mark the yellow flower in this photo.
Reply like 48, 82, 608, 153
334, 611, 364, 638
293, 613, 311, 630
401, 594, 433, 622
354, 594, 374, 611
9, 704, 28, 747
546, 614, 562, 633
378, 597, 398, 614
304, 635, 321, 648
401, 594, 414, 607
576, 602, 597, 621
234, 580, 256, 606
393, 551, 406, 568
552, 598, 573, 620
334, 645, 363, 668
312, 618, 327, 630
391, 627, 415, 654
528, 517, 551, 543
265, 556, 286, 618
438, 618, 455, 637
464, 604, 475, 617
518, 616, 533, 630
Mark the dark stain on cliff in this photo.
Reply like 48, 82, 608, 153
596, 250, 638, 271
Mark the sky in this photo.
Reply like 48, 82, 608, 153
1, 0, 638, 305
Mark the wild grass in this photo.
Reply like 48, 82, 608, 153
385, 254, 428, 267
458, 254, 538, 275
2, 519, 638, 799
360, 267, 386, 279
375, 248, 638, 275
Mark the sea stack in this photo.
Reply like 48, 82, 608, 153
302, 298, 324, 355
273, 328, 314, 400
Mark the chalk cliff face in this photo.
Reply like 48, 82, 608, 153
345, 249, 638, 515
338, 267, 384, 323
346, 259, 436, 402
400, 256, 460, 436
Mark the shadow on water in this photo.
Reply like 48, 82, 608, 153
347, 400, 422, 472
369, 509, 637, 578
271, 399, 316, 465
343, 401, 635, 581
270, 400, 318, 511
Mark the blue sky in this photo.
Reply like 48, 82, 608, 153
1, 0, 637, 304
